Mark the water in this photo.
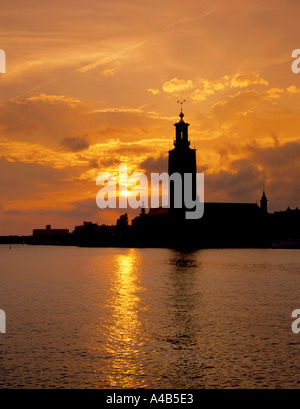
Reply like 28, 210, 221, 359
0, 245, 300, 388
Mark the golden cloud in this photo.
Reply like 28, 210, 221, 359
230, 73, 269, 88
191, 78, 226, 101
148, 88, 160, 95
162, 78, 194, 94
27, 93, 81, 105
191, 74, 269, 102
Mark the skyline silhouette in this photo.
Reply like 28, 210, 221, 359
1, 111, 299, 249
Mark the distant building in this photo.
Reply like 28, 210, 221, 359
73, 221, 114, 247
73, 221, 99, 232
271, 206, 300, 243
32, 225, 69, 237
32, 225, 70, 245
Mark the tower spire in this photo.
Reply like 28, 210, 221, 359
177, 99, 186, 113
260, 187, 268, 214
174, 102, 190, 147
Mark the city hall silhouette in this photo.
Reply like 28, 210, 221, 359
131, 108, 272, 248
25, 108, 300, 248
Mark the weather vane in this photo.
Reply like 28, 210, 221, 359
177, 100, 186, 113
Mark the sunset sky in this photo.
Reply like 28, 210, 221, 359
1, 0, 300, 234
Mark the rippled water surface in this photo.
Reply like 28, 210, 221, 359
1, 245, 300, 388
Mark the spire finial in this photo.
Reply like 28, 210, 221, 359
177, 100, 186, 122
177, 99, 186, 113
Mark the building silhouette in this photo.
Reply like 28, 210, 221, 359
24, 109, 300, 249
260, 189, 268, 214
168, 110, 197, 218
132, 110, 270, 248
32, 225, 70, 245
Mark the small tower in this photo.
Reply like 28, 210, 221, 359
260, 189, 268, 214
174, 111, 190, 148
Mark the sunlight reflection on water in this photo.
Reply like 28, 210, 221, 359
1, 245, 300, 388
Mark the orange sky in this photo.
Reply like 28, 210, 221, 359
1, 0, 300, 234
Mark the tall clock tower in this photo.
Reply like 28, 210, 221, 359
168, 109, 197, 217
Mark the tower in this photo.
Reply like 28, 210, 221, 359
168, 107, 197, 217
260, 189, 268, 214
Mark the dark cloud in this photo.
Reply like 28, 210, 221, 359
96, 157, 121, 169
140, 154, 168, 174
205, 159, 265, 203
253, 141, 300, 169
204, 140, 300, 211
60, 136, 89, 152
